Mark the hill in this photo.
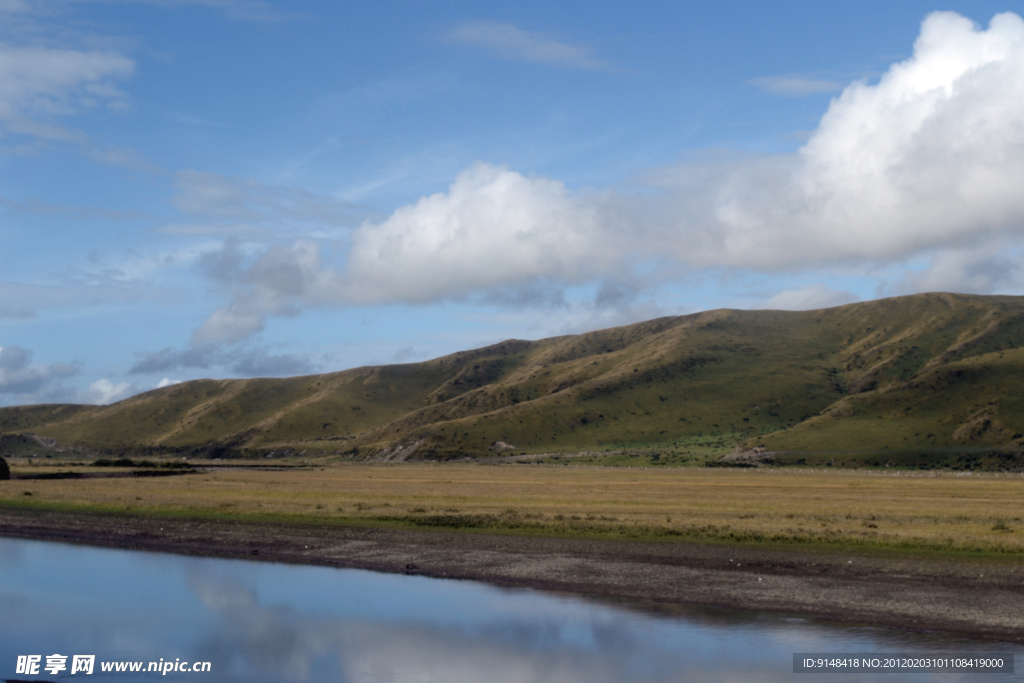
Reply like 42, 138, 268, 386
2, 292, 1023, 469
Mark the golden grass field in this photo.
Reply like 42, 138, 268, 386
3, 461, 1024, 556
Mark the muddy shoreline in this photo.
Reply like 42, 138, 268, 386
1, 506, 1022, 643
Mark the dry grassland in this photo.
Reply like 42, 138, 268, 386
4, 463, 1024, 555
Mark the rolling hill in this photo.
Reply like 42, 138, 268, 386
2, 292, 1023, 469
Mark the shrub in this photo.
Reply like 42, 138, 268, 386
0, 456, 9, 480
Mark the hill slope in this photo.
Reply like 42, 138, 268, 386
2, 293, 1023, 467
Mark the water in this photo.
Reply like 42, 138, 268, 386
0, 537, 1018, 682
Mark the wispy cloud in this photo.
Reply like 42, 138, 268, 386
444, 20, 605, 69
62, 0, 285, 22
0, 278, 168, 318
0, 9, 169, 172
129, 343, 315, 377
0, 42, 134, 133
0, 307, 34, 319
0, 0, 32, 14
749, 74, 843, 95
0, 195, 151, 222
174, 170, 365, 229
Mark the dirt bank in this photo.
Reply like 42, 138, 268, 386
1, 506, 1022, 643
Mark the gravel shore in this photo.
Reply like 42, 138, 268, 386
1, 507, 1022, 643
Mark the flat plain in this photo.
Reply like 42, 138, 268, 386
4, 461, 1024, 557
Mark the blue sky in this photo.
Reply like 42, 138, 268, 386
1, 0, 1023, 405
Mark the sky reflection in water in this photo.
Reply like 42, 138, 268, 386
0, 537, 1018, 683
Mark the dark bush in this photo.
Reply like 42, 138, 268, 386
93, 457, 136, 467
0, 456, 9, 480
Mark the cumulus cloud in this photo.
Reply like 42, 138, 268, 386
79, 378, 132, 404
353, 12, 1024, 295
760, 284, 860, 311
186, 164, 630, 343
186, 11, 1024, 344
788, 14, 1024, 255
445, 20, 605, 69
345, 163, 627, 303
631, 12, 1024, 274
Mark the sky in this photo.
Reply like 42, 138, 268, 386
1, 0, 1023, 406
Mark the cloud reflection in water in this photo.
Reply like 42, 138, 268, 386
1, 538, 1015, 683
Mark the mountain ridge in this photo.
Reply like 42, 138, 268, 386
2, 292, 1023, 468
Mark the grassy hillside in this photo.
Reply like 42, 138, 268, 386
2, 293, 1023, 468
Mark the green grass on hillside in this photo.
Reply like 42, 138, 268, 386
2, 293, 1024, 468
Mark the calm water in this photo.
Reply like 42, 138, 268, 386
0, 537, 1018, 683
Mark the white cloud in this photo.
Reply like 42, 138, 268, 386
445, 21, 604, 69
882, 244, 1021, 296
80, 378, 132, 404
185, 11, 1024, 344
635, 12, 1024, 273
345, 163, 625, 304
353, 11, 1024, 295
0, 42, 134, 136
760, 284, 860, 311
750, 75, 842, 95
784, 12, 1024, 259
186, 164, 627, 343
156, 377, 181, 388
